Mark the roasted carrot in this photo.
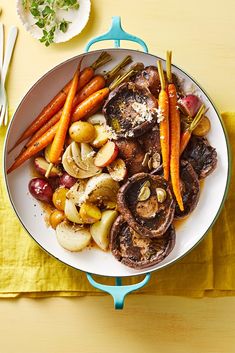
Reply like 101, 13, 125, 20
157, 60, 170, 181
72, 88, 110, 122
9, 52, 112, 151
19, 56, 132, 150
7, 66, 138, 174
167, 51, 184, 211
180, 104, 205, 154
72, 66, 136, 122
7, 123, 59, 174
45, 62, 81, 177
24, 76, 105, 149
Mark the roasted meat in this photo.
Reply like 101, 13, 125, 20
174, 160, 200, 219
116, 138, 148, 176
110, 216, 175, 269
117, 173, 175, 238
103, 82, 158, 138
182, 136, 217, 179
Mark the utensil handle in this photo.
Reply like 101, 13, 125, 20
86, 273, 151, 309
2, 26, 18, 84
85, 16, 148, 53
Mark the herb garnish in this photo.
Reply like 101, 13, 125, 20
22, 0, 80, 46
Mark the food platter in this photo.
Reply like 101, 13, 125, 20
3, 17, 230, 307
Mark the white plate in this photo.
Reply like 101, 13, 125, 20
3, 49, 230, 277
16, 0, 91, 43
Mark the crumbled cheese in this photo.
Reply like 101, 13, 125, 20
131, 102, 154, 126
106, 125, 118, 140
155, 107, 165, 123
125, 130, 134, 138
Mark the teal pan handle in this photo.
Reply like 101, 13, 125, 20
86, 273, 151, 309
85, 16, 148, 53
85, 17, 150, 309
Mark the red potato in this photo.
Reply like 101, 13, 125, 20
28, 178, 53, 203
34, 157, 62, 177
107, 158, 127, 181
59, 173, 77, 189
94, 141, 119, 168
178, 94, 201, 118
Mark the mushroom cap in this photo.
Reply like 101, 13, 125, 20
174, 160, 200, 219
102, 82, 158, 139
116, 138, 148, 176
133, 65, 161, 97
110, 216, 175, 269
117, 173, 175, 238
182, 136, 217, 179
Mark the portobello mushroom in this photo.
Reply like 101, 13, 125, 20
116, 138, 148, 176
110, 216, 175, 269
133, 65, 183, 97
133, 66, 161, 96
139, 125, 161, 153
102, 82, 158, 139
117, 173, 175, 238
182, 136, 217, 179
174, 160, 200, 219
139, 125, 162, 171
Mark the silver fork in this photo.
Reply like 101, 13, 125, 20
0, 26, 18, 126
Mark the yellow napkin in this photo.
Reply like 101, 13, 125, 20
0, 113, 234, 298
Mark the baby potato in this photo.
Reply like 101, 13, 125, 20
69, 121, 96, 143
79, 202, 102, 224
90, 124, 109, 148
193, 116, 211, 137
56, 221, 91, 252
90, 210, 118, 250
52, 187, 69, 211
49, 210, 65, 229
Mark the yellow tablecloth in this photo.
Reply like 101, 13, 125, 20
0, 113, 234, 298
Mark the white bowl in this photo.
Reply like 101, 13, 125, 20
16, 0, 91, 43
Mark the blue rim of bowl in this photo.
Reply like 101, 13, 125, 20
3, 48, 231, 278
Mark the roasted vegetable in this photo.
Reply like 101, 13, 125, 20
117, 173, 175, 238
174, 160, 200, 219
90, 210, 118, 250
103, 82, 158, 138
110, 216, 175, 269
56, 221, 91, 251
182, 136, 217, 179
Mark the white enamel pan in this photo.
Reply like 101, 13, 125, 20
3, 17, 230, 309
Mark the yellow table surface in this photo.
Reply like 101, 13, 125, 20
1, 1, 235, 352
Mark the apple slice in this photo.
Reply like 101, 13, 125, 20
90, 210, 118, 250
94, 141, 118, 168
91, 125, 109, 148
107, 158, 127, 181
34, 157, 62, 177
